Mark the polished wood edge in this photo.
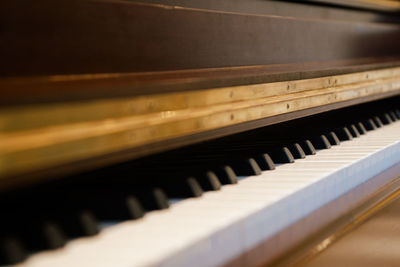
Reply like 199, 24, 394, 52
1, 67, 400, 186
221, 163, 400, 267
2, 66, 400, 133
2, 58, 400, 106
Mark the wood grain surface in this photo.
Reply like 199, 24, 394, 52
2, 59, 400, 106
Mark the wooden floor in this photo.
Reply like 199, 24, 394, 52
303, 195, 400, 266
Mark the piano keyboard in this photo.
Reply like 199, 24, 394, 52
13, 114, 400, 267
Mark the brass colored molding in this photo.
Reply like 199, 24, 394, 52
1, 67, 400, 181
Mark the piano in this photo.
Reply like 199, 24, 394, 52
1, 0, 400, 266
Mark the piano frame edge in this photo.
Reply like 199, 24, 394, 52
1, 66, 400, 189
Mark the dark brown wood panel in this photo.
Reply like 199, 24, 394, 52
1, 0, 400, 78
137, 0, 400, 23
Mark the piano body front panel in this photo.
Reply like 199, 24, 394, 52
1, 0, 400, 266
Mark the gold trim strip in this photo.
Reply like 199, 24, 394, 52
1, 67, 400, 179
2, 67, 400, 133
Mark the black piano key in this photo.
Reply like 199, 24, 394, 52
394, 109, 400, 119
356, 122, 367, 135
385, 112, 394, 123
76, 210, 100, 236
58, 210, 100, 237
215, 166, 238, 184
184, 177, 203, 197
389, 111, 398, 121
289, 143, 305, 159
125, 196, 146, 219
363, 118, 377, 130
164, 177, 203, 198
334, 127, 353, 141
11, 203, 67, 251
89, 194, 145, 221
348, 124, 360, 138
325, 132, 340, 146
299, 140, 316, 155
232, 158, 262, 176
197, 171, 221, 191
311, 135, 331, 149
91, 179, 169, 212
150, 188, 170, 209
373, 116, 383, 127
380, 113, 393, 125
135, 188, 170, 210
38, 221, 67, 250
269, 147, 295, 163
0, 236, 27, 265
254, 153, 275, 170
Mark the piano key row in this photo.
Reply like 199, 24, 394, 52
0, 108, 399, 265
24, 115, 400, 267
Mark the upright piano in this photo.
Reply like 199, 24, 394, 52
1, 0, 400, 266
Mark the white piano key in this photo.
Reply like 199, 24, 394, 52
17, 121, 400, 267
